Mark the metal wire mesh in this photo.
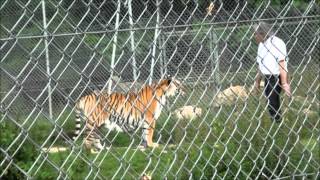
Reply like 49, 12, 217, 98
1, 0, 319, 179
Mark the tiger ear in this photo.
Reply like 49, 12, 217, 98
163, 74, 172, 85
165, 74, 172, 79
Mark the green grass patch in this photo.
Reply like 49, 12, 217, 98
1, 64, 319, 179
1, 92, 319, 179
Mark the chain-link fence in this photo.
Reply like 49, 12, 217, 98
1, 0, 319, 179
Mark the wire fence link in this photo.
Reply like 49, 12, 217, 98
1, 0, 319, 179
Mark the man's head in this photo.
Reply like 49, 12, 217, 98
253, 22, 273, 43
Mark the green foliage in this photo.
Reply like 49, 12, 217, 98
1, 88, 319, 179
1, 0, 319, 178
1, 119, 39, 179
1, 63, 318, 179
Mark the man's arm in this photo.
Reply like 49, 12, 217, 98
255, 69, 262, 91
279, 60, 291, 96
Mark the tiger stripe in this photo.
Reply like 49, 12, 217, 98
72, 78, 183, 150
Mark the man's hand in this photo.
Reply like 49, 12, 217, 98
254, 80, 261, 92
251, 79, 262, 96
281, 83, 291, 97
279, 60, 291, 97
254, 70, 262, 95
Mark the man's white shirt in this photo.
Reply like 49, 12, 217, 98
257, 35, 288, 75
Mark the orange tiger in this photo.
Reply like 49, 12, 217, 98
73, 78, 184, 150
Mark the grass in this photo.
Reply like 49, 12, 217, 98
1, 64, 319, 179
1, 2, 319, 178
1, 91, 319, 179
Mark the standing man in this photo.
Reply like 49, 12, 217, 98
254, 22, 291, 122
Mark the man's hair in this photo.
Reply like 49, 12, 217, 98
253, 22, 273, 37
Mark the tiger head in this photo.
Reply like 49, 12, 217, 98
157, 78, 185, 97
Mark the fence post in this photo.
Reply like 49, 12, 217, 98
149, 0, 160, 85
41, 0, 53, 119
211, 29, 220, 87
159, 33, 165, 77
128, 0, 137, 82
108, 0, 121, 93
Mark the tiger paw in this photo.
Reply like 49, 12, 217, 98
137, 145, 146, 152
90, 149, 99, 154
149, 143, 159, 148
